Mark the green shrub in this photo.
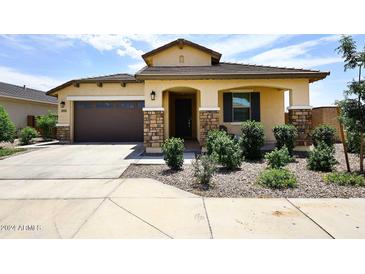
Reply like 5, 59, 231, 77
346, 130, 362, 154
324, 172, 365, 187
36, 111, 57, 140
206, 130, 227, 155
240, 120, 265, 160
272, 124, 298, 155
209, 130, 242, 170
311, 124, 336, 147
192, 154, 217, 187
161, 137, 184, 170
265, 146, 292, 169
257, 168, 297, 189
0, 105, 16, 143
307, 142, 337, 172
19, 127, 38, 145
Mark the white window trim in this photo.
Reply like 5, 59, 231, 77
66, 96, 145, 101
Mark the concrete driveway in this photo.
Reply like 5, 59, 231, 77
0, 143, 142, 179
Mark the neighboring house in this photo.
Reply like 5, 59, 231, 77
0, 81, 57, 129
47, 38, 329, 152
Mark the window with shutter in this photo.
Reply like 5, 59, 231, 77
223, 91, 260, 122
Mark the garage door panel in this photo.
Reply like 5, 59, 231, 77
74, 101, 144, 142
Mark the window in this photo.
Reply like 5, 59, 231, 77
232, 93, 250, 122
179, 55, 184, 64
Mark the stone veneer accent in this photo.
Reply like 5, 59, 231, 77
56, 125, 71, 143
288, 108, 313, 146
199, 110, 219, 145
144, 111, 164, 149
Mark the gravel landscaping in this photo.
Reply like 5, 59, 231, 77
122, 144, 365, 198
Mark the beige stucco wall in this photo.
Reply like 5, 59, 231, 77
53, 78, 310, 143
143, 78, 309, 108
146, 45, 212, 66
0, 97, 57, 129
144, 79, 308, 142
218, 87, 284, 141
55, 82, 144, 142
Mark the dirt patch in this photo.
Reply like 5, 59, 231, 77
122, 144, 365, 198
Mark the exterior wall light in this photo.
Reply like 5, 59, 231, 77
150, 91, 156, 101
60, 101, 66, 108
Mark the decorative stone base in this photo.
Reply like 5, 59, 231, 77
288, 108, 313, 146
144, 110, 164, 150
56, 125, 71, 143
199, 110, 219, 145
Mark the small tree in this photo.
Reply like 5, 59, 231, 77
36, 111, 57, 141
336, 35, 365, 173
0, 105, 16, 146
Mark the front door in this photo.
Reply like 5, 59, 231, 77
175, 98, 192, 138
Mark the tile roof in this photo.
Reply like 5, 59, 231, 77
77, 73, 138, 82
0, 81, 57, 104
135, 62, 330, 82
47, 73, 140, 95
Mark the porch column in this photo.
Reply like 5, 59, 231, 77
198, 88, 220, 146
288, 88, 312, 148
56, 124, 71, 143
56, 98, 71, 143
199, 107, 220, 145
143, 107, 164, 153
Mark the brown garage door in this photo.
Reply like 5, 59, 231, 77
74, 101, 144, 142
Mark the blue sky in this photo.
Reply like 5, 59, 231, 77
0, 34, 364, 107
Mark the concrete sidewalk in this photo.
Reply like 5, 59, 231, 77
0, 178, 364, 239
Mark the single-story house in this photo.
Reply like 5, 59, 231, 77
47, 38, 329, 152
0, 81, 57, 129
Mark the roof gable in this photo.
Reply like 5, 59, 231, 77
142, 38, 221, 66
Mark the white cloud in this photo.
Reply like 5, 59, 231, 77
62, 34, 198, 60
63, 34, 144, 59
208, 35, 284, 58
244, 35, 342, 68
127, 62, 146, 73
62, 34, 173, 60
0, 66, 63, 91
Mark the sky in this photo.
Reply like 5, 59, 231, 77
0, 34, 364, 107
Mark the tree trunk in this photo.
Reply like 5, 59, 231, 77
360, 132, 364, 173
337, 107, 351, 172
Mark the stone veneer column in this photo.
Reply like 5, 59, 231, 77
288, 107, 313, 146
199, 108, 220, 146
143, 109, 164, 152
56, 124, 71, 143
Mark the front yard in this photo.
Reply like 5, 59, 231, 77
122, 144, 365, 198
